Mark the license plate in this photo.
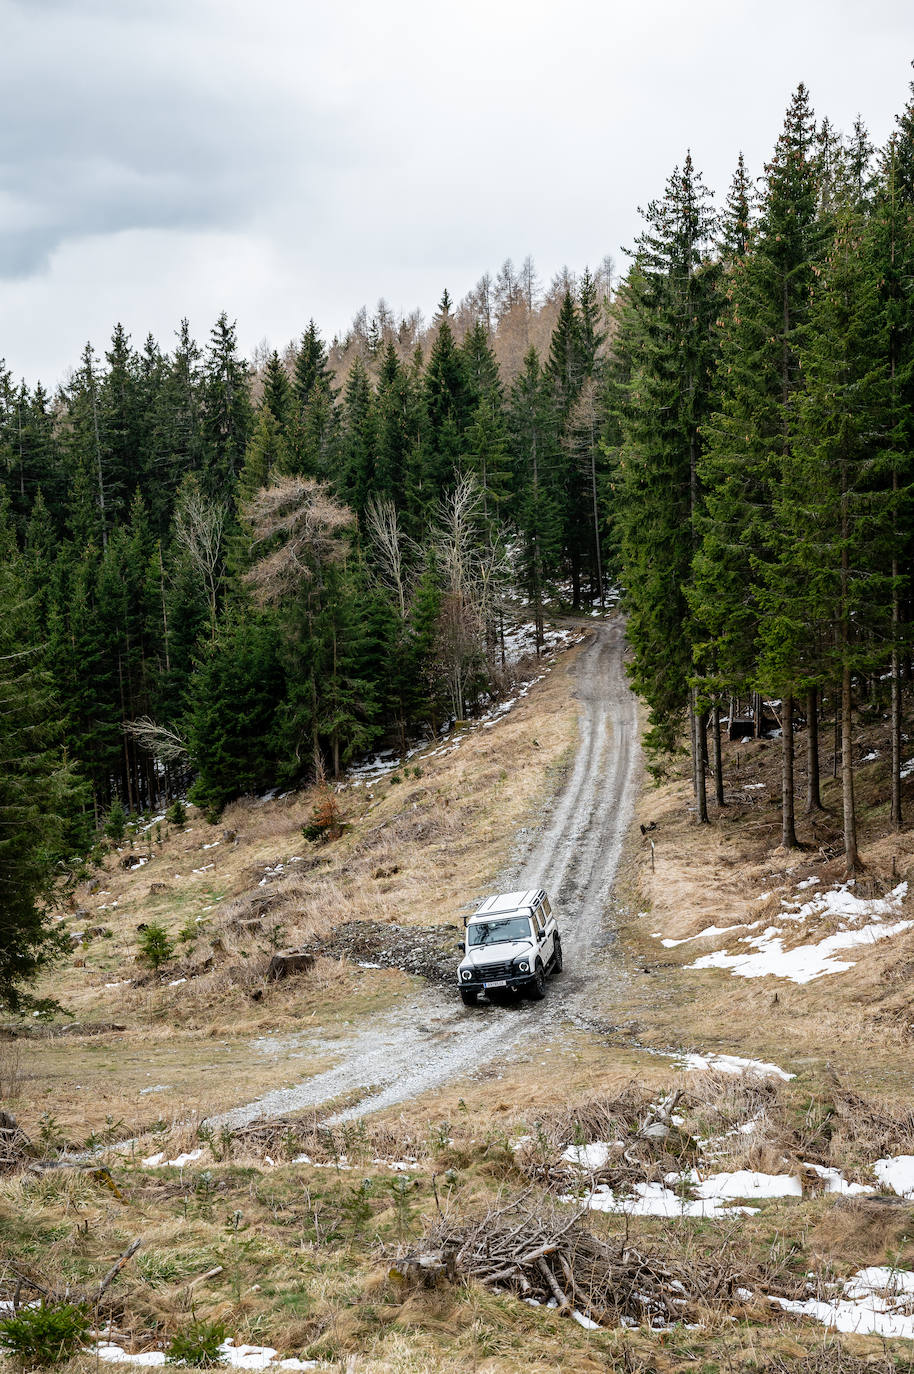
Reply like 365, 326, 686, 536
484, 980, 507, 988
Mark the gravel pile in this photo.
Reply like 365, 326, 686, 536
308, 920, 460, 985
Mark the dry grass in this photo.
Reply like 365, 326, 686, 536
620, 711, 914, 1100
6, 641, 580, 1142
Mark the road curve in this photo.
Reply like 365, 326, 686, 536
208, 620, 640, 1130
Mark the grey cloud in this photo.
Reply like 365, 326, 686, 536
0, 2, 352, 278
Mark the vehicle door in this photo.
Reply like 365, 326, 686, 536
531, 903, 554, 966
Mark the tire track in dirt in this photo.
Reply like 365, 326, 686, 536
208, 620, 640, 1130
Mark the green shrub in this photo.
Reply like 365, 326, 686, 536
138, 922, 175, 969
0, 1303, 89, 1367
105, 798, 126, 843
165, 799, 187, 828
165, 1320, 226, 1366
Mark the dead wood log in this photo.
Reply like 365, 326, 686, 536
94, 1238, 142, 1301
536, 1257, 570, 1311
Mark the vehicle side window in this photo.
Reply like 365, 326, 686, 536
531, 908, 544, 938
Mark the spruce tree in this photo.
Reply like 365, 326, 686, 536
0, 506, 85, 1011
200, 312, 252, 497
614, 154, 718, 804
695, 87, 823, 845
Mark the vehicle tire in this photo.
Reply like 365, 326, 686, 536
528, 963, 547, 1000
460, 988, 479, 1006
552, 936, 563, 973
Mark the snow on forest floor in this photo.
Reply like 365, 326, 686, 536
771, 1267, 914, 1340
650, 879, 912, 984
92, 1341, 318, 1369
346, 620, 585, 786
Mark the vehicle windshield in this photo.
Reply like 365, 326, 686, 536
467, 916, 532, 946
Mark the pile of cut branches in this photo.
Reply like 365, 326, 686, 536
392, 1195, 754, 1329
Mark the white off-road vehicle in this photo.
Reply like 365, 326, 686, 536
456, 889, 562, 1005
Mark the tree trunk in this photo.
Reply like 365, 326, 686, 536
805, 685, 823, 813
590, 419, 604, 609
891, 563, 903, 831
692, 693, 708, 824
842, 663, 859, 872
570, 553, 580, 611
781, 693, 798, 849
711, 700, 725, 806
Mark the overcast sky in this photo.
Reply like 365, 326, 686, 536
2, 0, 912, 388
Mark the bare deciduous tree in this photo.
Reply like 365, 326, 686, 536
242, 476, 354, 605
123, 716, 188, 763
432, 476, 513, 718
173, 477, 228, 639
364, 496, 413, 618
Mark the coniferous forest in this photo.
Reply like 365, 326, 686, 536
2, 78, 914, 1006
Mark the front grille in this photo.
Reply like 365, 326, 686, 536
476, 961, 514, 980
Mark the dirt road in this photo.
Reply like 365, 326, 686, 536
210, 620, 640, 1130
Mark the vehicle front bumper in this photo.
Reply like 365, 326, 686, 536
458, 971, 534, 994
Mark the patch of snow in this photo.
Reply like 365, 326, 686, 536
139, 1085, 170, 1096
561, 1141, 614, 1170
144, 1148, 203, 1169
771, 1266, 914, 1339
192, 863, 215, 874
860, 751, 879, 763
874, 1155, 914, 1199
660, 923, 750, 948
571, 1309, 601, 1329
94, 1344, 166, 1366
569, 1180, 759, 1220
803, 1163, 874, 1196
139, 813, 167, 834
677, 1051, 795, 1081
689, 917, 914, 983
168, 978, 187, 987
743, 783, 765, 790
202, 841, 221, 850
795, 876, 820, 890
680, 1169, 802, 1201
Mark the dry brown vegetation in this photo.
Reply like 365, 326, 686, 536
623, 715, 914, 1095
7, 642, 914, 1370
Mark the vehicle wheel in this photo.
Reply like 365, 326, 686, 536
460, 988, 478, 1006
552, 936, 563, 973
528, 963, 547, 1000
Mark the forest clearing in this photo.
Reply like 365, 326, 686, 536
3, 623, 914, 1373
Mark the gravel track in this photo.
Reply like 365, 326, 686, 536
208, 620, 640, 1131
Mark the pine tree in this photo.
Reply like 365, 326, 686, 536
694, 86, 823, 844
508, 348, 561, 649
200, 312, 252, 497
719, 152, 755, 263
614, 154, 719, 804
420, 292, 471, 506
338, 357, 377, 514
292, 320, 334, 415
262, 350, 292, 437
0, 505, 86, 1011
763, 201, 895, 869
187, 613, 286, 814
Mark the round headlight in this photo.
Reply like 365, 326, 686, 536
461, 969, 473, 981
517, 960, 530, 973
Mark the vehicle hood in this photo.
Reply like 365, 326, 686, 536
460, 940, 534, 969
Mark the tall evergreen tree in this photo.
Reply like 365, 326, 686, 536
614, 154, 719, 808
